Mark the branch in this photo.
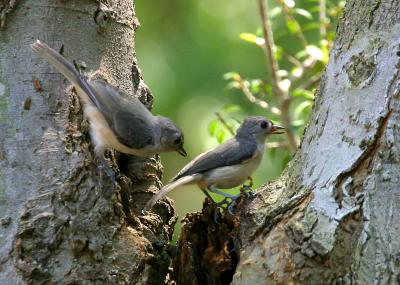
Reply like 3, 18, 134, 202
319, 0, 327, 38
258, 0, 297, 152
235, 75, 282, 115
215, 112, 235, 136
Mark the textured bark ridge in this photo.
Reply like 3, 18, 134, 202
0, 1, 175, 284
230, 0, 400, 284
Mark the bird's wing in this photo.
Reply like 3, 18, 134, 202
87, 79, 155, 149
173, 138, 257, 181
112, 111, 155, 148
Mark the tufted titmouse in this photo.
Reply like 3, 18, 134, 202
31, 40, 187, 163
143, 116, 284, 211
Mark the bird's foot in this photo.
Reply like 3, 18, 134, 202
216, 197, 231, 208
217, 194, 241, 215
240, 185, 254, 197
227, 202, 237, 215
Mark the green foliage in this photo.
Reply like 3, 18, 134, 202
210, 0, 345, 164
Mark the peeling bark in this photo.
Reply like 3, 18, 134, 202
0, 1, 175, 284
172, 0, 400, 284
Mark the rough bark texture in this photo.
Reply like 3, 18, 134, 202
172, 0, 400, 284
0, 1, 176, 284
232, 0, 400, 284
171, 200, 239, 285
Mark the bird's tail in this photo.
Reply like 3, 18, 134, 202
143, 174, 201, 212
31, 40, 97, 104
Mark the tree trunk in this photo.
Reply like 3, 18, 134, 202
172, 0, 400, 284
0, 1, 176, 284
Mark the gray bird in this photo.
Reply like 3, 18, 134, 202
143, 116, 284, 211
31, 40, 187, 167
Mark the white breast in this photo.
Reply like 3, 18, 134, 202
202, 145, 264, 189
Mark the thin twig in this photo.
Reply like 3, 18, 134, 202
215, 112, 235, 136
236, 75, 281, 115
258, 0, 297, 152
319, 0, 327, 38
299, 73, 321, 91
258, 0, 281, 90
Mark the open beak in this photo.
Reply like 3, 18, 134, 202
270, 125, 285, 134
177, 146, 187, 157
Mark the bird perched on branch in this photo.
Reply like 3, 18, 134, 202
31, 40, 187, 174
143, 116, 284, 212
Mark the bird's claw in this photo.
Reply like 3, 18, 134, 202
227, 202, 237, 215
216, 197, 231, 208
241, 185, 254, 197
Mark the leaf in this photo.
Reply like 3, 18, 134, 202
278, 79, 291, 92
306, 45, 324, 61
293, 8, 313, 19
250, 79, 262, 94
239, 33, 265, 45
264, 84, 273, 95
284, 0, 295, 8
291, 119, 306, 127
286, 19, 301, 34
226, 81, 241, 89
223, 72, 240, 81
292, 89, 315, 100
295, 49, 308, 59
239, 33, 257, 43
216, 129, 225, 143
208, 119, 219, 136
275, 45, 283, 61
277, 70, 289, 77
294, 100, 313, 118
302, 22, 320, 31
222, 104, 241, 113
269, 6, 282, 19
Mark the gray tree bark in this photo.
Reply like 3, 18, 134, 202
231, 0, 400, 284
0, 1, 176, 284
169, 0, 400, 284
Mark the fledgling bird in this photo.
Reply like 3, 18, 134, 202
31, 40, 187, 168
143, 116, 284, 212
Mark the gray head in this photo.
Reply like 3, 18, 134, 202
236, 116, 285, 142
157, 116, 187, 156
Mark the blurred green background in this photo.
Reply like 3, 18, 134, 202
135, 0, 343, 239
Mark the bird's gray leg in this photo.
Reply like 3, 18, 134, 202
241, 176, 254, 196
200, 188, 223, 223
207, 185, 241, 215
95, 146, 115, 180
201, 188, 218, 204
207, 185, 240, 200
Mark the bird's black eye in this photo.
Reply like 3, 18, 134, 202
174, 138, 181, 145
260, 121, 268, 129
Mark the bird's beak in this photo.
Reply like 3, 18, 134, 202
270, 125, 285, 134
177, 146, 187, 157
